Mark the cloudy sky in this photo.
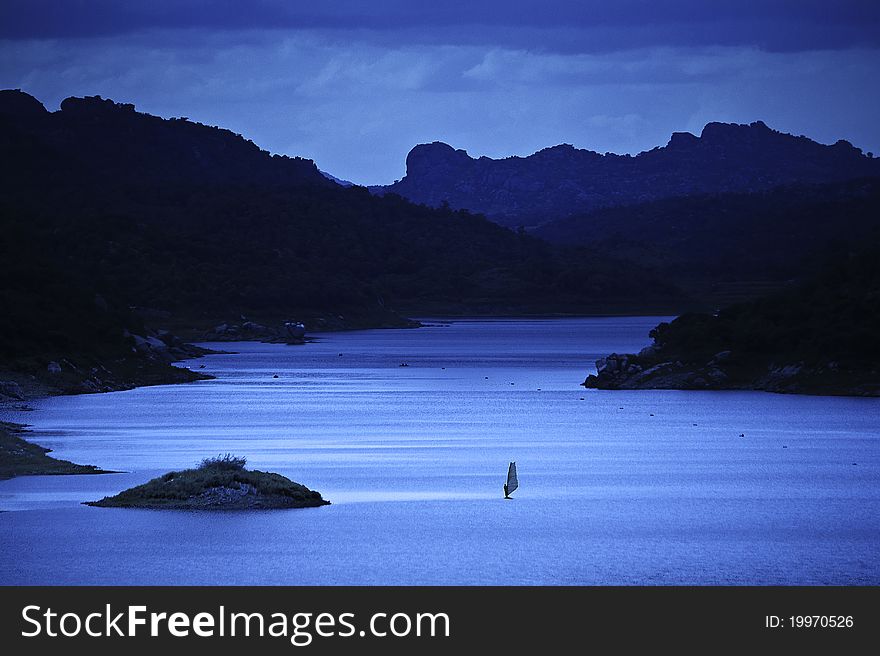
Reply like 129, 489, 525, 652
1, 1, 879, 184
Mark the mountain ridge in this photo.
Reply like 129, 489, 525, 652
0, 89, 332, 191
1, 89, 685, 397
375, 121, 880, 228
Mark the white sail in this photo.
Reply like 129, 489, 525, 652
506, 461, 518, 494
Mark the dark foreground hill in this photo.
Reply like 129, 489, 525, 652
0, 90, 681, 396
377, 122, 880, 228
0, 89, 330, 190
583, 245, 880, 396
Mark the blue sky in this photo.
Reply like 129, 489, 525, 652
1, 1, 878, 184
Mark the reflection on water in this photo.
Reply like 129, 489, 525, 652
1, 317, 878, 584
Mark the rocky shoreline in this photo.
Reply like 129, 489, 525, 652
0, 312, 422, 408
582, 350, 880, 397
0, 314, 420, 481
0, 328, 214, 407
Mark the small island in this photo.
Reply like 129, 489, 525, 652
86, 454, 330, 510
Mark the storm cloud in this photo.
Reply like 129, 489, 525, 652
1, 1, 878, 183
3, 1, 879, 52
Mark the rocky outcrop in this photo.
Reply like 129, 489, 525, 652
584, 352, 731, 391
0, 381, 25, 402
583, 353, 878, 396
0, 89, 49, 117
0, 326, 215, 403
201, 319, 308, 344
376, 122, 880, 227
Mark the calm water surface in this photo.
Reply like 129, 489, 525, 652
1, 317, 878, 584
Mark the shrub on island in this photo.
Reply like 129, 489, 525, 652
87, 454, 329, 510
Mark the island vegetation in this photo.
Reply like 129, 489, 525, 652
86, 454, 329, 510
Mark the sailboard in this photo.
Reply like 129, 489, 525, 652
504, 461, 518, 498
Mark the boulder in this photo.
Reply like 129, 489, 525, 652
130, 334, 167, 354
285, 322, 306, 339
156, 330, 182, 347
0, 381, 25, 400
146, 336, 167, 351
628, 362, 674, 384
709, 350, 732, 365
706, 367, 728, 382
598, 353, 629, 374
131, 334, 150, 351
0, 89, 48, 117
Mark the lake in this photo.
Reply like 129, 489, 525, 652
1, 317, 878, 585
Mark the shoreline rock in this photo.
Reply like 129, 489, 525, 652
582, 351, 879, 397
193, 313, 421, 344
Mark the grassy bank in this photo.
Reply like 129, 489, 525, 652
0, 421, 109, 480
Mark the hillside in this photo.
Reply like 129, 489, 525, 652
582, 244, 880, 396
0, 90, 684, 395
376, 122, 880, 228
534, 179, 880, 304
0, 89, 329, 191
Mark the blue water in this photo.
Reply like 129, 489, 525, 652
1, 317, 878, 584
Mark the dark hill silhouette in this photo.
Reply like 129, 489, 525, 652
0, 89, 330, 191
533, 179, 880, 305
0, 90, 681, 395
582, 243, 880, 396
376, 122, 880, 228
